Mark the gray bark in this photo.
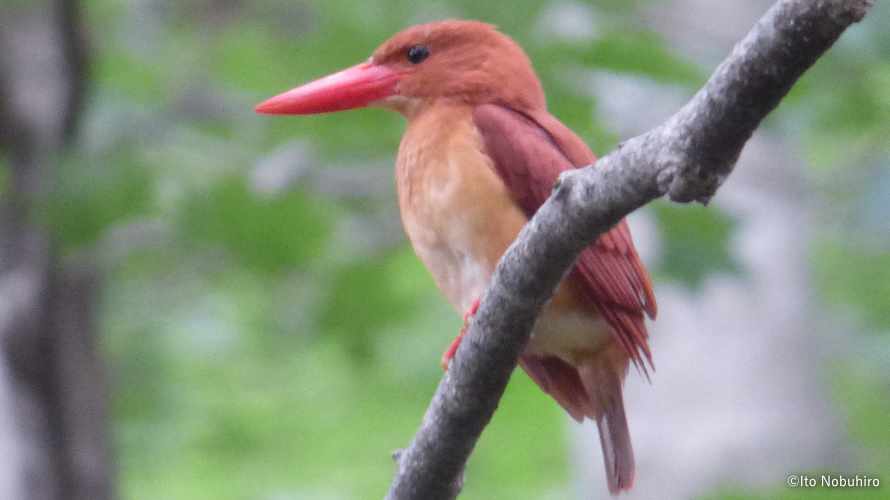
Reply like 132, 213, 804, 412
385, 1, 874, 499
0, 1, 113, 500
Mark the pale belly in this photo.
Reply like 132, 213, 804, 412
396, 105, 610, 360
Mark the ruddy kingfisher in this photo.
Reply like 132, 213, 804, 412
256, 20, 656, 495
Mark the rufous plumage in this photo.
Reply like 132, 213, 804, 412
257, 20, 657, 494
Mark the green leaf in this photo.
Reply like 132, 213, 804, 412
178, 176, 332, 274
831, 365, 890, 470
0, 155, 8, 197
317, 248, 424, 360
563, 31, 703, 86
46, 153, 153, 251
652, 202, 740, 288
95, 50, 167, 103
814, 240, 890, 331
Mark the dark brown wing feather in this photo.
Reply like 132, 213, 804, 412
473, 104, 656, 372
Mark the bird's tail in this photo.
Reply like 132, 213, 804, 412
520, 348, 634, 494
579, 356, 634, 495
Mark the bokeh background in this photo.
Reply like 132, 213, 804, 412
0, 1, 887, 499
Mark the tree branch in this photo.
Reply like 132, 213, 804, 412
385, 1, 873, 499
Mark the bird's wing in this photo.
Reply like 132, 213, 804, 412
473, 104, 656, 372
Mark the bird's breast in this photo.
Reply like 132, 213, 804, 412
396, 105, 528, 313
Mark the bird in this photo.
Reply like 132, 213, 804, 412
256, 20, 656, 495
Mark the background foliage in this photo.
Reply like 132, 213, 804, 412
28, 0, 889, 498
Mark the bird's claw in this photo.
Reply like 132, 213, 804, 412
440, 297, 481, 370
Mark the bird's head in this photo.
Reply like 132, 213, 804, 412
255, 20, 545, 118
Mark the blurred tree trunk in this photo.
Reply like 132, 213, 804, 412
0, 2, 113, 500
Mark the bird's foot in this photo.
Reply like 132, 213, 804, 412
440, 297, 481, 370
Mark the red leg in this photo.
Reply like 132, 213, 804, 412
440, 297, 481, 370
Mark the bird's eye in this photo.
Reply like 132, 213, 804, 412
406, 45, 430, 64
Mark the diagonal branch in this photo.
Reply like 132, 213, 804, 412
385, 0, 873, 499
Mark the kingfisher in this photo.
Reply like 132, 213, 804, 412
257, 20, 657, 494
